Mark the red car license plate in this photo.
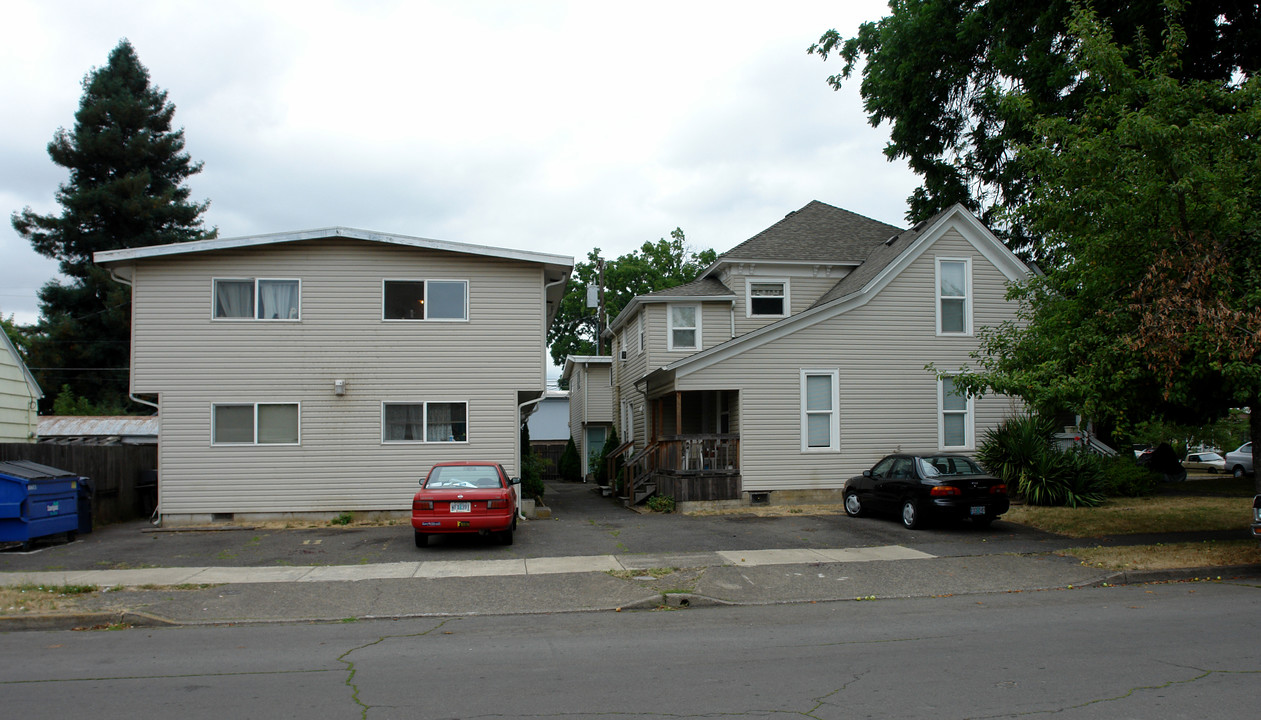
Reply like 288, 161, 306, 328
450, 502, 471, 513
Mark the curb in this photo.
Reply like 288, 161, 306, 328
1086, 563, 1261, 587
0, 610, 177, 632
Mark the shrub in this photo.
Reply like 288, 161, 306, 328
1100, 455, 1160, 498
520, 452, 548, 500
978, 414, 1107, 507
596, 428, 623, 485
646, 495, 676, 513
559, 437, 581, 482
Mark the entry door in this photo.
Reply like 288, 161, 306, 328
585, 426, 607, 476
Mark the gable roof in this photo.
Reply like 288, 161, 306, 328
605, 277, 734, 335
560, 355, 613, 382
1, 328, 42, 400
651, 204, 1031, 381
716, 200, 903, 265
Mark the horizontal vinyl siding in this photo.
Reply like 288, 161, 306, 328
732, 274, 846, 337
0, 359, 37, 442
130, 239, 546, 514
678, 229, 1022, 491
585, 364, 613, 423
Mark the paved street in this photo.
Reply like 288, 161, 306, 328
2, 579, 1258, 719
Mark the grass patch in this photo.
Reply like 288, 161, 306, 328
0, 583, 100, 614
1059, 540, 1261, 571
1004, 496, 1252, 537
608, 567, 679, 581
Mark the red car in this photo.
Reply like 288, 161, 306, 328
412, 461, 520, 547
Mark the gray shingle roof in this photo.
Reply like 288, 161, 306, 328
638, 276, 733, 299
719, 201, 904, 264
810, 207, 949, 307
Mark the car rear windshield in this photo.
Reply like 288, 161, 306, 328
425, 465, 503, 489
917, 456, 984, 477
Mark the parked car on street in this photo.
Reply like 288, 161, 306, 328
1225, 443, 1254, 478
843, 453, 1009, 529
411, 461, 520, 547
1183, 452, 1226, 474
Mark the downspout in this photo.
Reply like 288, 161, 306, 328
108, 267, 162, 525
517, 394, 549, 519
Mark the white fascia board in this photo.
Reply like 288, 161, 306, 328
93, 226, 574, 271
561, 355, 612, 381
1, 329, 42, 399
669, 205, 1030, 380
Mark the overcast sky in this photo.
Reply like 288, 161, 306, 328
1, 0, 917, 336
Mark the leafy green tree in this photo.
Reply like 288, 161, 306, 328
810, 0, 1259, 256
950, 7, 1261, 491
1, 316, 31, 358
548, 229, 716, 366
11, 39, 215, 413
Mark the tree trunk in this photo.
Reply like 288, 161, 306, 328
1252, 404, 1261, 496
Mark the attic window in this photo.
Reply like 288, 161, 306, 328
747, 280, 787, 317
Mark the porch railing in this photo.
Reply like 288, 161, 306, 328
653, 434, 740, 473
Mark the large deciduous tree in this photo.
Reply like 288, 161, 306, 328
548, 229, 716, 367
12, 39, 215, 413
810, 0, 1260, 257
950, 7, 1261, 490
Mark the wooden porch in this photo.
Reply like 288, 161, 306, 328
618, 387, 743, 505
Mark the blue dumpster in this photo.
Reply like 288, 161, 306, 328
0, 460, 81, 550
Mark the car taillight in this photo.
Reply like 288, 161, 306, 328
413, 499, 434, 511
990, 484, 1007, 495
930, 486, 961, 497
486, 499, 509, 509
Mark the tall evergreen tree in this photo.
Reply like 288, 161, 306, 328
12, 39, 215, 413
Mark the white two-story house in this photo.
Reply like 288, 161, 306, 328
604, 201, 1029, 505
95, 227, 571, 524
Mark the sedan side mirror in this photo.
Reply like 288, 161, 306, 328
510, 476, 522, 485
863, 470, 873, 478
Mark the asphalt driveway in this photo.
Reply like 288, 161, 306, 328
0, 480, 1073, 573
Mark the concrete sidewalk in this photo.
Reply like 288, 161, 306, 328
0, 544, 936, 588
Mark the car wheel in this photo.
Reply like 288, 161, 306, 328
972, 515, 993, 530
1234, 465, 1246, 478
500, 527, 514, 545
414, 530, 429, 548
844, 492, 864, 517
900, 499, 922, 530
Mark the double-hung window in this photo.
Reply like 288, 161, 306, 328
748, 280, 788, 317
939, 376, 973, 449
212, 403, 300, 445
383, 401, 468, 443
936, 259, 971, 334
668, 304, 700, 351
383, 280, 468, 321
214, 279, 301, 320
800, 369, 840, 452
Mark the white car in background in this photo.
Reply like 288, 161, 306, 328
1183, 452, 1226, 474
1225, 443, 1254, 478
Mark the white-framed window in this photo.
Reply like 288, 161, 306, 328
382, 401, 468, 443
800, 369, 840, 452
212, 403, 300, 445
938, 376, 974, 450
668, 304, 700, 351
747, 279, 788, 317
936, 258, 972, 335
213, 278, 301, 320
382, 280, 468, 321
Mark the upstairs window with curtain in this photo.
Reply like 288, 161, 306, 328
214, 279, 301, 320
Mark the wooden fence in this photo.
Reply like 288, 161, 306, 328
0, 444, 158, 527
